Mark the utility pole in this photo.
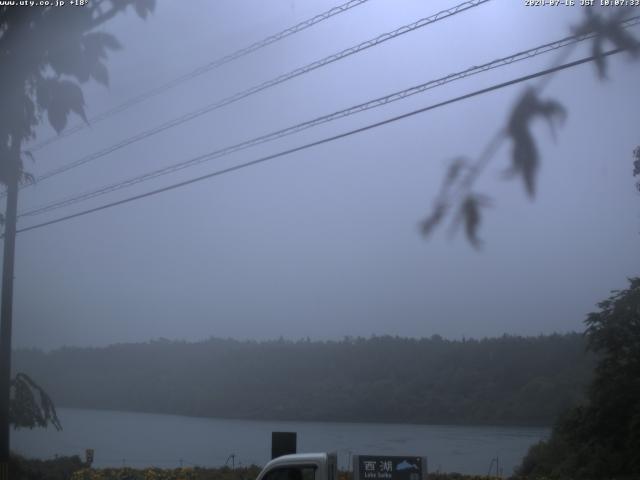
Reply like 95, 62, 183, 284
0, 145, 21, 480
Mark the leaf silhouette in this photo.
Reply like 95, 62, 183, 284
83, 32, 122, 60
634, 146, 640, 193
0, 0, 154, 189
20, 96, 37, 140
421, 157, 470, 238
10, 373, 62, 431
134, 0, 156, 19
506, 89, 566, 197
35, 80, 52, 110
574, 10, 640, 78
97, 32, 123, 51
420, 202, 447, 238
48, 39, 93, 82
47, 105, 66, 134
47, 30, 121, 84
593, 38, 606, 80
21, 171, 35, 186
91, 61, 110, 86
60, 82, 87, 123
41, 79, 87, 133
22, 150, 35, 163
607, 20, 640, 55
444, 156, 468, 187
454, 194, 491, 248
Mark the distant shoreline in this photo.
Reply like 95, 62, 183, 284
13, 333, 592, 427
52, 405, 555, 429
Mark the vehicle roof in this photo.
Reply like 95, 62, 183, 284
264, 453, 329, 468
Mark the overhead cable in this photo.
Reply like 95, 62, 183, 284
14, 46, 627, 235
20, 17, 640, 219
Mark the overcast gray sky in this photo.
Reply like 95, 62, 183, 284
7, 0, 640, 350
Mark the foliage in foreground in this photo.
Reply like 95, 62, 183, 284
516, 278, 640, 479
10, 453, 85, 480
69, 468, 499, 480
10, 373, 62, 431
9, 455, 510, 480
70, 465, 262, 480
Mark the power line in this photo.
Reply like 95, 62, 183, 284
22, 0, 491, 188
19, 17, 640, 219
13, 47, 626, 236
25, 0, 374, 152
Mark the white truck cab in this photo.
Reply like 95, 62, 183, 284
256, 453, 338, 480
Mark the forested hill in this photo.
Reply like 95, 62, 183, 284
13, 334, 593, 426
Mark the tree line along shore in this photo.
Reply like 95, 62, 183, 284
13, 333, 592, 426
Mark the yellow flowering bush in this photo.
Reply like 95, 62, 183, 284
70, 469, 508, 480
70, 466, 261, 480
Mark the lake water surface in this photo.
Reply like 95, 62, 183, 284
13, 408, 549, 475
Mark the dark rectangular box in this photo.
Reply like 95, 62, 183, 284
272, 431, 297, 459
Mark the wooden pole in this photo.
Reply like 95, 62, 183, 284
0, 176, 18, 480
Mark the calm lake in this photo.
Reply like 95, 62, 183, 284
13, 408, 549, 475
